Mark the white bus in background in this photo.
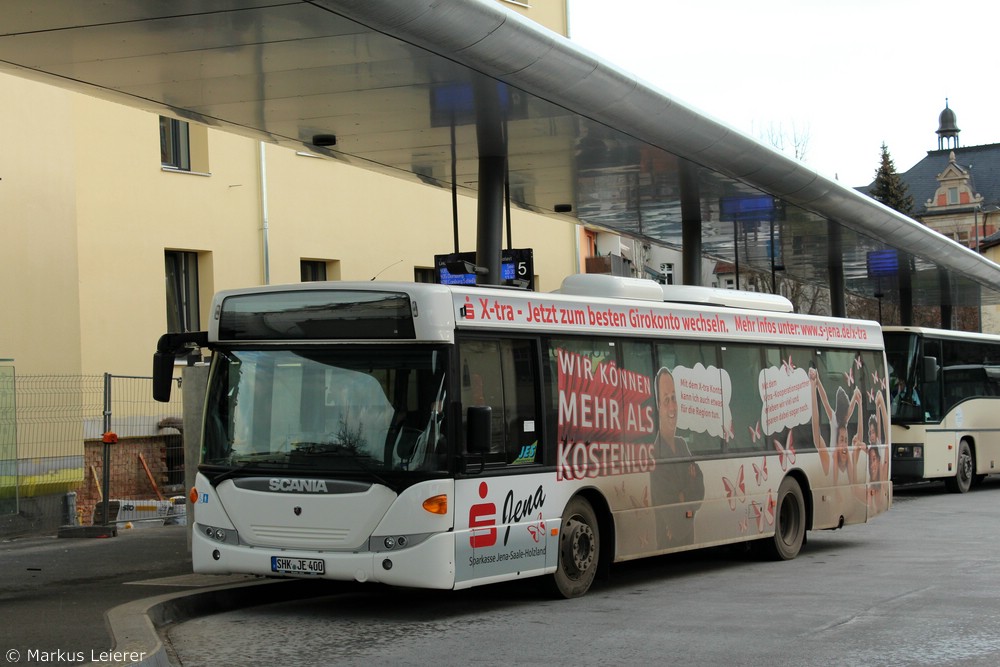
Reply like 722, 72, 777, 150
884, 326, 1000, 493
154, 274, 891, 598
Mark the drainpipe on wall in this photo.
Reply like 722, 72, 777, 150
259, 141, 271, 285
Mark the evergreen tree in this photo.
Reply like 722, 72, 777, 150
869, 143, 913, 215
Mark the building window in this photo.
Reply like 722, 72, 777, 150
659, 262, 674, 285
160, 116, 190, 170
301, 260, 327, 282
165, 251, 200, 333
948, 187, 959, 205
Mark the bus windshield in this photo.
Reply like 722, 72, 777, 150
202, 346, 450, 475
884, 332, 926, 423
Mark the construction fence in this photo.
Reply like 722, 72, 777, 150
0, 370, 186, 538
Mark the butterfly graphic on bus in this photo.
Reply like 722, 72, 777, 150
782, 356, 796, 375
722, 465, 746, 510
526, 513, 546, 543
748, 421, 762, 443
774, 432, 796, 471
750, 500, 764, 533
630, 485, 650, 509
753, 457, 768, 485
722, 419, 735, 443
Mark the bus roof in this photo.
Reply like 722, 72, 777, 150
558, 274, 794, 312
882, 326, 1000, 344
208, 277, 882, 349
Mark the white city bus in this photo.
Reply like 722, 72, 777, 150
154, 274, 891, 597
884, 326, 1000, 493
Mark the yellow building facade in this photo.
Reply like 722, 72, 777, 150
1, 3, 582, 378
4, 75, 584, 377
0, 2, 587, 528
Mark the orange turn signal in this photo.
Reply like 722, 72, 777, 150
189, 486, 199, 504
422, 494, 448, 515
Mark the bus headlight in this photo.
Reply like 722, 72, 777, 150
197, 523, 239, 545
370, 533, 424, 552
895, 445, 923, 459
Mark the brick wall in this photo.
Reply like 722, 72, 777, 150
74, 434, 184, 525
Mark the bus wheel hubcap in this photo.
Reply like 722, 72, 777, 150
564, 517, 595, 576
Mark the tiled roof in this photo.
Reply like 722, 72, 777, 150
859, 143, 1000, 215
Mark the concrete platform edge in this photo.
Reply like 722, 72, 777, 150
87, 578, 325, 667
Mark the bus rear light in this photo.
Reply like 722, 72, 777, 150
422, 494, 448, 515
189, 487, 199, 503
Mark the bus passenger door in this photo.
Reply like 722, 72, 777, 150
454, 336, 549, 586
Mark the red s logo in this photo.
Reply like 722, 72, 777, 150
469, 481, 496, 548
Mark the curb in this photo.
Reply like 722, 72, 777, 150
58, 525, 118, 539
87, 578, 334, 667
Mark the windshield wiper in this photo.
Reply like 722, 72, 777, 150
207, 456, 287, 486
288, 442, 395, 487
289, 441, 358, 455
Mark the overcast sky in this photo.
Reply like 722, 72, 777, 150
566, 0, 999, 187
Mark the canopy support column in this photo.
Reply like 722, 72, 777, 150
680, 161, 702, 286
828, 221, 845, 317
900, 256, 913, 326
474, 79, 506, 286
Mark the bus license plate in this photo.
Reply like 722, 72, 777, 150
271, 556, 325, 575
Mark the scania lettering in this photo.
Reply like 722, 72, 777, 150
269, 479, 329, 493
154, 275, 890, 598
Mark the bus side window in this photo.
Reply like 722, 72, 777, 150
459, 341, 505, 458
458, 338, 540, 465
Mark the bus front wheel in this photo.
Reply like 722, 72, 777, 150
551, 496, 599, 598
945, 440, 974, 494
760, 476, 806, 560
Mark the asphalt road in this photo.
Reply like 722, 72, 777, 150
163, 479, 1000, 667
1, 524, 191, 665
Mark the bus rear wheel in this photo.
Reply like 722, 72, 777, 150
945, 440, 974, 494
760, 476, 806, 560
551, 496, 599, 598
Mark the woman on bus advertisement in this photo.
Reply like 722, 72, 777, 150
807, 351, 887, 514
809, 366, 864, 485
866, 389, 890, 513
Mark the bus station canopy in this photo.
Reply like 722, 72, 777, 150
4, 0, 1000, 309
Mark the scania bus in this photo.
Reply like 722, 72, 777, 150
154, 274, 891, 597
884, 326, 1000, 493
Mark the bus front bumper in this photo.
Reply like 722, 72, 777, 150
192, 526, 456, 590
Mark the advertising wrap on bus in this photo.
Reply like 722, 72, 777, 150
155, 276, 891, 598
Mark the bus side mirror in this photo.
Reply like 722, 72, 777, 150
153, 331, 208, 402
466, 406, 492, 455
923, 356, 940, 383
152, 351, 176, 402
